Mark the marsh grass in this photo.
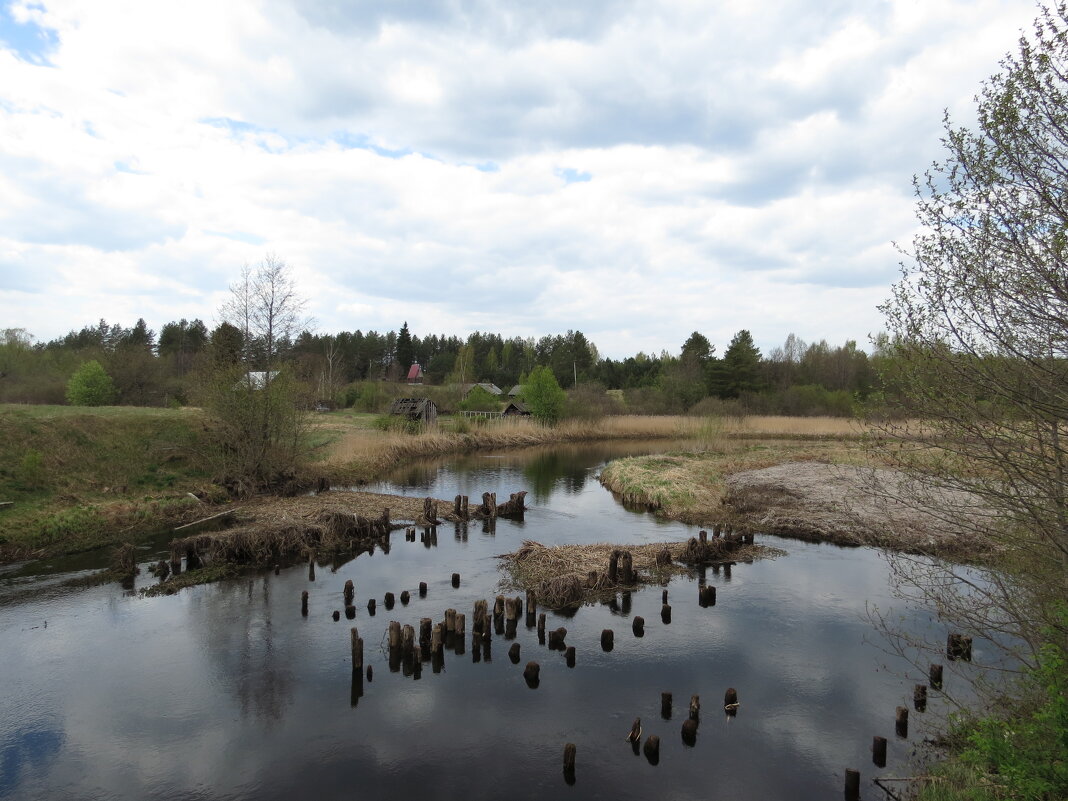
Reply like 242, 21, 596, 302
598, 439, 870, 525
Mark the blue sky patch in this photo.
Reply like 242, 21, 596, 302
205, 230, 267, 246
0, 2, 57, 65
556, 167, 592, 184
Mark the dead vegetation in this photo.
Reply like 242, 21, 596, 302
498, 538, 782, 609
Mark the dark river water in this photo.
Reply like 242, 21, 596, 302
0, 442, 992, 800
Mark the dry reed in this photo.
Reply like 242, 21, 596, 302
499, 539, 780, 609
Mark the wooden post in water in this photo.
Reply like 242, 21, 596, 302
400, 590, 410, 605
452, 572, 461, 588
565, 646, 576, 667
690, 694, 701, 721
419, 581, 428, 597
301, 590, 309, 616
563, 742, 576, 776
661, 604, 672, 624
351, 627, 363, 671
420, 618, 432, 651
401, 624, 415, 657
873, 735, 887, 768
367, 598, 376, 615
914, 684, 928, 712
620, 551, 634, 584
384, 592, 395, 610
895, 706, 909, 738
662, 589, 669, 604
681, 718, 697, 745
643, 735, 660, 765
345, 604, 356, 619
344, 579, 354, 605
845, 769, 860, 801
431, 624, 443, 658
632, 616, 645, 637
524, 661, 540, 688
509, 642, 521, 664
724, 687, 738, 716
445, 608, 457, 633
699, 529, 708, 543
601, 629, 614, 652
454, 494, 462, 517
700, 585, 716, 607
608, 550, 621, 583
456, 613, 466, 636
332, 610, 340, 621
388, 621, 402, 649
548, 627, 567, 650
930, 663, 943, 690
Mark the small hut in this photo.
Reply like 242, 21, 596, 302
389, 398, 438, 425
503, 401, 532, 417
407, 363, 424, 384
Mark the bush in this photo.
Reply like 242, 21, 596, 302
459, 386, 500, 412
66, 360, 116, 406
524, 366, 567, 424
564, 382, 623, 420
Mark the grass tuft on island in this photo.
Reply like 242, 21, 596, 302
498, 538, 784, 609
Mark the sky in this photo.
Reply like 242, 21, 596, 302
0, 0, 1042, 360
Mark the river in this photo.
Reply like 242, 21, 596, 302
0, 442, 990, 800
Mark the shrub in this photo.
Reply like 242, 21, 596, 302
66, 360, 116, 406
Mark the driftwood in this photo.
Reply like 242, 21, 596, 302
173, 507, 241, 535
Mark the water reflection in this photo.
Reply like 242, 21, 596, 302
0, 442, 1003, 801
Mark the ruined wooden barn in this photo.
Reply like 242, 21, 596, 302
503, 401, 532, 417
389, 397, 438, 425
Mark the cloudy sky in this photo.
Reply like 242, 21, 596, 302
0, 0, 1040, 359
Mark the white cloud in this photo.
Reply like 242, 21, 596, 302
0, 0, 1042, 357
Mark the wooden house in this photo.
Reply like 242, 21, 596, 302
389, 397, 438, 425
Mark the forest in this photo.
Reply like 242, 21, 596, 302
0, 318, 880, 418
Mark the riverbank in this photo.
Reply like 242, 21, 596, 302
598, 444, 991, 557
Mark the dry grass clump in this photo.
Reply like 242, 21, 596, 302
598, 439, 871, 526
499, 539, 779, 609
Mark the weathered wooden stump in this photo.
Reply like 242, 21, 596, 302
895, 705, 909, 738
301, 590, 309, 616
699, 529, 708, 543
367, 598, 376, 615
724, 687, 738, 716
452, 572, 461, 588
661, 604, 672, 624
930, 663, 944, 690
351, 627, 363, 671
548, 627, 568, 650
344, 604, 356, 619
632, 616, 645, 637
537, 613, 546, 634
388, 620, 402, 649
681, 718, 698, 745
343, 579, 354, 605
947, 633, 973, 661
401, 624, 415, 657
445, 608, 457, 633
332, 610, 340, 621
845, 769, 860, 801
473, 599, 489, 634
504, 597, 517, 621
873, 735, 887, 768
565, 646, 576, 667
504, 642, 519, 663
643, 735, 660, 765
400, 590, 410, 605
384, 592, 395, 610
620, 551, 634, 584
431, 624, 443, 658
419, 581, 427, 597
661, 692, 672, 719
661, 589, 669, 604
699, 585, 716, 607
601, 629, 614, 652
456, 613, 466, 636
524, 661, 540, 688
419, 618, 433, 651
608, 549, 621, 583
690, 694, 701, 721
914, 684, 928, 712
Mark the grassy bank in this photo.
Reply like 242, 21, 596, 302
313, 413, 719, 482
598, 438, 868, 525
0, 404, 216, 560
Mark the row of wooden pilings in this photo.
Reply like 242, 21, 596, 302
305, 566, 730, 780
844, 633, 973, 799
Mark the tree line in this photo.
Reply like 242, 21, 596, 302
0, 316, 882, 416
